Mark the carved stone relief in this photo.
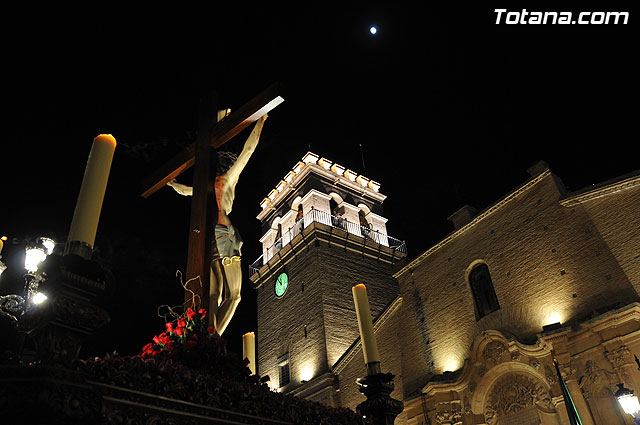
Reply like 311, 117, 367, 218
580, 359, 618, 389
559, 361, 576, 380
484, 373, 553, 425
605, 345, 632, 381
484, 341, 507, 366
435, 401, 463, 425
544, 365, 557, 386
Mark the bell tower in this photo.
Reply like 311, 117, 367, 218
249, 152, 407, 406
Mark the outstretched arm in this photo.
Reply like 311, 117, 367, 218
167, 179, 193, 196
220, 115, 268, 215
224, 115, 267, 185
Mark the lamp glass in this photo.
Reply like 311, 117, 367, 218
31, 292, 48, 305
25, 246, 47, 273
618, 393, 640, 415
40, 237, 56, 255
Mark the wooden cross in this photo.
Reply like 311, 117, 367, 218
141, 83, 284, 311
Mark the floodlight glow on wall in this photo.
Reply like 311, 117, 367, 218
300, 366, 314, 383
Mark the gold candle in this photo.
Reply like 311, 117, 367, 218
66, 134, 117, 257
243, 332, 256, 375
352, 283, 381, 375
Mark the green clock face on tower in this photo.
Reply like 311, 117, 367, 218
275, 272, 288, 297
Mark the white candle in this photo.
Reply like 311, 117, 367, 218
243, 332, 256, 375
67, 134, 116, 249
352, 284, 380, 368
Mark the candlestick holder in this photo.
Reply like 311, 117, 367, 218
356, 370, 404, 425
64, 240, 93, 260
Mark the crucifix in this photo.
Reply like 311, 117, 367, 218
141, 83, 284, 334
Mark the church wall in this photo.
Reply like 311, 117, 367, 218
397, 273, 439, 399
575, 182, 640, 297
395, 171, 639, 395
315, 245, 400, 368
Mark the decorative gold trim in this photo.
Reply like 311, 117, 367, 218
221, 256, 241, 266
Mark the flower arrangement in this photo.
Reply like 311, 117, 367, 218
76, 306, 361, 424
141, 307, 214, 356
139, 307, 248, 379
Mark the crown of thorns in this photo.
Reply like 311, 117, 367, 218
216, 151, 238, 175
217, 151, 238, 163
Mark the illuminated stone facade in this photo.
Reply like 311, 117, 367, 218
393, 164, 640, 425
252, 155, 640, 425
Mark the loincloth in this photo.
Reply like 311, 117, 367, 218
212, 224, 243, 260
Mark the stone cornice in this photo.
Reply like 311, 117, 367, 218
287, 371, 337, 399
559, 170, 640, 207
395, 169, 552, 279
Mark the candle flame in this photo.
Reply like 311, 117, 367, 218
94, 134, 117, 147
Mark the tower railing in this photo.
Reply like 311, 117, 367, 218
249, 208, 406, 277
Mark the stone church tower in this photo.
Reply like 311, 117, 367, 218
249, 152, 407, 405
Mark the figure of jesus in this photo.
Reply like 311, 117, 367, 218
167, 114, 267, 335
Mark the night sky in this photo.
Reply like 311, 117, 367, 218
2, 6, 637, 359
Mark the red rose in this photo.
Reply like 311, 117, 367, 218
153, 336, 161, 345
142, 343, 154, 355
166, 322, 174, 333
177, 318, 187, 328
207, 325, 215, 335
186, 308, 196, 320
198, 308, 207, 318
175, 327, 184, 336
158, 333, 171, 345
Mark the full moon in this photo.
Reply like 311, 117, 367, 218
369, 26, 377, 35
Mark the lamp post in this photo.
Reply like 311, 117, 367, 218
0, 237, 54, 322
615, 383, 640, 424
